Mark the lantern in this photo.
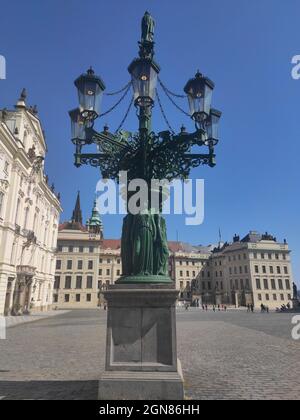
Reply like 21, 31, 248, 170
74, 67, 105, 119
205, 108, 222, 146
184, 71, 214, 123
69, 108, 86, 141
128, 58, 160, 107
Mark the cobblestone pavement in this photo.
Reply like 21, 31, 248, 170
0, 309, 299, 400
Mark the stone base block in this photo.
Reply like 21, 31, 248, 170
99, 360, 184, 400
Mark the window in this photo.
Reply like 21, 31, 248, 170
117, 259, 121, 264
271, 279, 276, 290
244, 266, 248, 274
88, 260, 93, 270
284, 267, 288, 275
54, 276, 60, 289
243, 253, 247, 260
179, 261, 182, 266
186, 271, 190, 277
107, 259, 111, 264
261, 253, 265, 259
256, 279, 261, 290
275, 254, 279, 260
56, 260, 62, 270
99, 269, 103, 276
207, 282, 212, 290
58, 245, 63, 252
266, 294, 270, 301
79, 246, 84, 253
268, 253, 272, 260
255, 266, 259, 274
262, 266, 266, 274
0, 192, 4, 216
219, 271, 222, 277
76, 276, 82, 289
202, 281, 206, 290
270, 266, 274, 274
263, 279, 269, 290
69, 246, 73, 253
273, 294, 277, 301
98, 280, 102, 289
86, 294, 91, 302
53, 294, 58, 303
229, 267, 232, 275
89, 246, 94, 253
78, 260, 83, 270
245, 279, 250, 289
180, 271, 183, 277
235, 279, 239, 290
215, 271, 218, 278
117, 270, 121, 276
278, 279, 283, 290
240, 279, 244, 289
280, 294, 284, 301
277, 266, 281, 274
285, 279, 291, 290
239, 266, 242, 274
258, 294, 262, 301
106, 269, 110, 276
76, 294, 81, 302
283, 254, 286, 261
65, 276, 71, 289
253, 253, 257, 259
99, 258, 103, 263
64, 294, 70, 303
67, 260, 72, 270
288, 294, 292, 300
87, 276, 93, 289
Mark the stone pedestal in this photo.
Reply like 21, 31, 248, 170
292, 298, 300, 310
98, 284, 184, 400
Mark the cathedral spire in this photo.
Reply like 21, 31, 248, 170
72, 191, 83, 224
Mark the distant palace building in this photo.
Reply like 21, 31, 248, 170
0, 90, 62, 316
54, 194, 294, 310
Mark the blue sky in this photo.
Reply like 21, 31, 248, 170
0, 0, 299, 284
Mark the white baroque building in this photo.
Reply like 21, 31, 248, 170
0, 90, 62, 315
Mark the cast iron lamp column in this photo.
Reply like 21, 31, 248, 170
69, 11, 222, 401
69, 12, 221, 286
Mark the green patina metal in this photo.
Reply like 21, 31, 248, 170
71, 12, 220, 285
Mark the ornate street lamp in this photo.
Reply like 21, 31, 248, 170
184, 71, 215, 125
69, 11, 223, 401
74, 67, 106, 120
69, 12, 222, 282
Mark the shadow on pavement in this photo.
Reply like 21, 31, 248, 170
0, 380, 98, 400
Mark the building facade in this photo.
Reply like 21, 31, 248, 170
196, 232, 294, 309
54, 195, 295, 312
54, 195, 104, 308
0, 90, 62, 315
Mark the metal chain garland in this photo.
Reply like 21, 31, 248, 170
158, 79, 191, 118
115, 96, 134, 133
99, 83, 132, 117
156, 89, 175, 134
104, 81, 132, 96
158, 77, 186, 99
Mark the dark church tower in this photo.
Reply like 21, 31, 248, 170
71, 191, 83, 224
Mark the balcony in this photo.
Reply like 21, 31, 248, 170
16, 265, 36, 277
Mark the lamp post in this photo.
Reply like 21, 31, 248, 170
70, 14, 221, 285
69, 12, 222, 400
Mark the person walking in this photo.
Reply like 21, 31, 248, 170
250, 304, 254, 313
